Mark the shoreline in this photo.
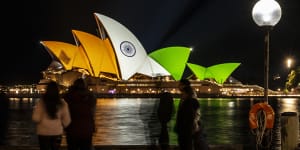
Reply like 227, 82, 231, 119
0, 144, 244, 150
5, 93, 300, 99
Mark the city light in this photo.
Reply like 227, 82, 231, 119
286, 58, 293, 69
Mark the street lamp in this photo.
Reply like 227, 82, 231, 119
252, 0, 281, 103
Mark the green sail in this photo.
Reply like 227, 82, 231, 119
149, 46, 191, 81
187, 63, 241, 84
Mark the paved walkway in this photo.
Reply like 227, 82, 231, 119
0, 144, 243, 150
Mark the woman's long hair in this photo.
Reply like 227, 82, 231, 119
43, 81, 62, 119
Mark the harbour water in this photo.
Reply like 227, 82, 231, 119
2, 97, 300, 150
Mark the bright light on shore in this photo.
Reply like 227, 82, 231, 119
287, 58, 292, 68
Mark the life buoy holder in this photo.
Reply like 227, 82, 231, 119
249, 102, 275, 129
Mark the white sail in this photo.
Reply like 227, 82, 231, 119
94, 13, 148, 80
137, 57, 170, 77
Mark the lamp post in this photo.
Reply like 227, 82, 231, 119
252, 0, 281, 103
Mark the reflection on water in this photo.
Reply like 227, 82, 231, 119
279, 98, 299, 113
93, 98, 160, 145
3, 97, 300, 149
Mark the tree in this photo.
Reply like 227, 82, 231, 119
285, 70, 296, 92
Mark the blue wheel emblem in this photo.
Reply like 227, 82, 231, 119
120, 41, 136, 57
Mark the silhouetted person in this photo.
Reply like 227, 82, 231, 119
0, 91, 9, 145
63, 78, 97, 150
32, 81, 71, 150
157, 92, 175, 150
176, 79, 209, 150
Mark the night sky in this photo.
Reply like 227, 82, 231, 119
2, 0, 300, 90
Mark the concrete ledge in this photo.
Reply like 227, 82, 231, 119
0, 144, 244, 150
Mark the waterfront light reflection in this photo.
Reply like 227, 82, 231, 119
279, 98, 298, 113
4, 97, 300, 150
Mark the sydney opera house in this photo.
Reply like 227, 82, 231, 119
37, 12, 264, 97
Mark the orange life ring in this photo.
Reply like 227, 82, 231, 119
249, 102, 275, 129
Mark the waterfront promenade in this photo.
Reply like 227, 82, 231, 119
0, 144, 243, 150
0, 98, 244, 150
1, 96, 300, 150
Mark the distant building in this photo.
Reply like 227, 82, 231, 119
37, 13, 259, 97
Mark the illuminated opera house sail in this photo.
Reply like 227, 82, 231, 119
39, 12, 245, 96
